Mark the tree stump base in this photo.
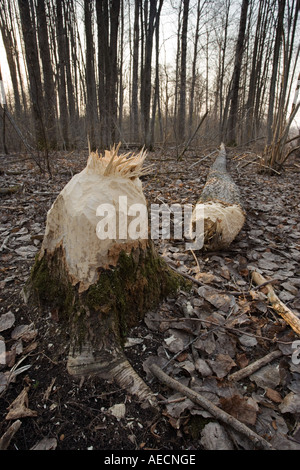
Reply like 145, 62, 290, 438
24, 240, 188, 401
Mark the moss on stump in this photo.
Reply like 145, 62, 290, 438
25, 240, 190, 393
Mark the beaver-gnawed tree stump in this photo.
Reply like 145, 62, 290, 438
191, 143, 245, 251
24, 145, 187, 403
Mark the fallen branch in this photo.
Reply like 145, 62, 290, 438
149, 363, 274, 450
252, 271, 300, 336
228, 349, 283, 382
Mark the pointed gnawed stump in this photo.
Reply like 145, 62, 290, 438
191, 143, 246, 251
24, 145, 187, 403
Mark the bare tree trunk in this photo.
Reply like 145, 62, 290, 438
118, 0, 124, 139
150, 0, 163, 144
0, 3, 21, 118
244, 0, 271, 141
36, 0, 57, 149
266, 0, 286, 145
18, 0, 46, 149
141, 0, 157, 149
188, 0, 203, 136
63, 1, 77, 146
96, 0, 120, 148
96, 0, 108, 148
84, 0, 98, 151
177, 0, 189, 143
226, 0, 249, 145
108, 0, 121, 144
0, 65, 8, 155
219, 1, 231, 139
56, 0, 70, 149
131, 0, 140, 142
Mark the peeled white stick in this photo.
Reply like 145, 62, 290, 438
252, 271, 300, 336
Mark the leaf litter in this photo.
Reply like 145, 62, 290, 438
0, 148, 300, 450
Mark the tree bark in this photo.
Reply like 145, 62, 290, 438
188, 0, 202, 135
96, 0, 109, 148
18, 0, 46, 148
177, 0, 189, 142
150, 0, 163, 144
267, 0, 286, 145
56, 0, 70, 149
191, 143, 245, 251
0, 3, 21, 118
131, 0, 140, 141
84, 0, 98, 150
225, 0, 249, 145
36, 0, 57, 149
141, 0, 157, 149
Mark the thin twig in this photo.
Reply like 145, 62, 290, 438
228, 350, 283, 382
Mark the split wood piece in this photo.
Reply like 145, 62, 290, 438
190, 143, 246, 251
150, 363, 274, 450
252, 271, 300, 336
228, 349, 283, 382
0, 420, 22, 450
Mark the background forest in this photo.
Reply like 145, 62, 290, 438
0, 0, 299, 167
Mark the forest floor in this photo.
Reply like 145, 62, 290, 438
0, 144, 300, 452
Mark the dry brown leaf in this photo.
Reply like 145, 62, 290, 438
208, 354, 236, 378
6, 387, 37, 420
219, 394, 258, 426
266, 388, 282, 404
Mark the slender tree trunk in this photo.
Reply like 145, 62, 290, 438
141, 0, 157, 149
56, 0, 70, 149
108, 0, 120, 144
96, 0, 108, 148
84, 0, 98, 150
36, 0, 57, 149
0, 65, 8, 155
177, 0, 189, 142
132, 0, 140, 142
150, 0, 163, 144
118, 0, 124, 138
188, 0, 202, 136
96, 0, 120, 148
63, 1, 76, 145
173, 2, 182, 143
0, 3, 21, 118
219, 0, 230, 138
18, 0, 46, 149
226, 0, 249, 145
267, 0, 286, 144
